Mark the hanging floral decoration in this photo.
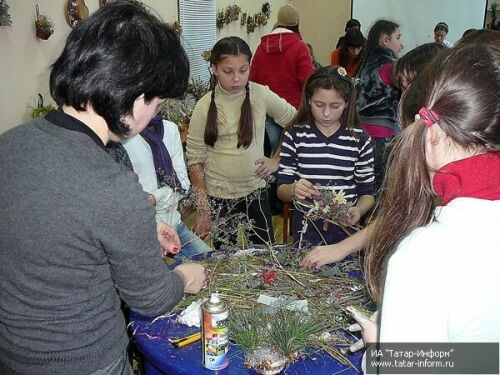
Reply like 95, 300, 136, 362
34, 4, 54, 40
224, 4, 241, 24
0, 0, 13, 27
246, 14, 256, 33
261, 2, 271, 19
65, 0, 89, 28
216, 3, 271, 33
216, 10, 225, 30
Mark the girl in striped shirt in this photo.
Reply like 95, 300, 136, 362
277, 65, 375, 246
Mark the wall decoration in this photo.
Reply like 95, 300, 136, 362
217, 4, 241, 30
0, 0, 12, 27
30, 94, 55, 118
261, 2, 271, 19
64, 0, 89, 28
224, 5, 241, 24
35, 4, 54, 40
216, 9, 225, 30
246, 14, 256, 33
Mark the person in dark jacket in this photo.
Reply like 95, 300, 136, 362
0, 2, 206, 374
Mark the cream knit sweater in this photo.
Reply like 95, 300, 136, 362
187, 82, 296, 199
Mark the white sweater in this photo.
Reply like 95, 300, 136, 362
380, 198, 500, 343
123, 120, 190, 227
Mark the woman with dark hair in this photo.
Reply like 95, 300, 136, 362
330, 28, 366, 77
352, 42, 500, 349
0, 1, 206, 374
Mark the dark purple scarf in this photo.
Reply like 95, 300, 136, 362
140, 115, 184, 192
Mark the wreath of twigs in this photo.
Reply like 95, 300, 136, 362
176, 246, 375, 369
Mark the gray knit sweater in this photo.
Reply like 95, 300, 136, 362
0, 115, 184, 374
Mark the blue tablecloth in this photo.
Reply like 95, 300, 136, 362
130, 311, 363, 375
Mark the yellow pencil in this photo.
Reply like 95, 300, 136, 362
169, 332, 202, 347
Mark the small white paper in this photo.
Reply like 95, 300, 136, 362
176, 299, 206, 327
257, 294, 309, 313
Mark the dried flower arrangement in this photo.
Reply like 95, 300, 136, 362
294, 187, 360, 247
34, 5, 54, 40
0, 0, 12, 27
159, 78, 209, 133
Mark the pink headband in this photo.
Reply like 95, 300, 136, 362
418, 107, 440, 127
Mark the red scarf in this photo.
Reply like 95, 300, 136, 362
433, 152, 500, 205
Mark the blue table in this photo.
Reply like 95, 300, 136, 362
130, 311, 363, 375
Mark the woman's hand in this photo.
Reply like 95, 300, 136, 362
173, 263, 207, 294
254, 157, 279, 179
341, 206, 362, 227
157, 221, 181, 256
346, 307, 379, 352
299, 244, 349, 270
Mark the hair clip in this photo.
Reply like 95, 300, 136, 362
417, 107, 440, 127
337, 67, 348, 77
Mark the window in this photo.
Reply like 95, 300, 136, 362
179, 0, 216, 83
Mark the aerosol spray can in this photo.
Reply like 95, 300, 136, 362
201, 293, 229, 370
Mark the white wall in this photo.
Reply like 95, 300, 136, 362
0, 0, 177, 134
352, 0, 487, 51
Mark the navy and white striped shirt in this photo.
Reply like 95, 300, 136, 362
278, 123, 375, 200
277, 122, 375, 245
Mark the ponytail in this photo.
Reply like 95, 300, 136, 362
237, 83, 254, 148
204, 74, 218, 147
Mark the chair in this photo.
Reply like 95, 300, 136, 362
282, 201, 294, 244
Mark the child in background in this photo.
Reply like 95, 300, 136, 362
356, 19, 403, 193
187, 36, 296, 248
122, 116, 211, 259
336, 18, 362, 48
277, 65, 375, 247
433, 22, 453, 47
330, 28, 366, 77
301, 42, 444, 270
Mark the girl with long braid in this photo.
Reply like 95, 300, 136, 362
187, 37, 296, 248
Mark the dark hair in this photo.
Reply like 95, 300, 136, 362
456, 29, 500, 47
365, 43, 500, 301
356, 19, 399, 76
294, 65, 359, 134
434, 22, 449, 33
462, 28, 476, 38
339, 28, 366, 69
205, 36, 254, 148
345, 18, 361, 32
394, 43, 445, 89
50, 0, 189, 136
